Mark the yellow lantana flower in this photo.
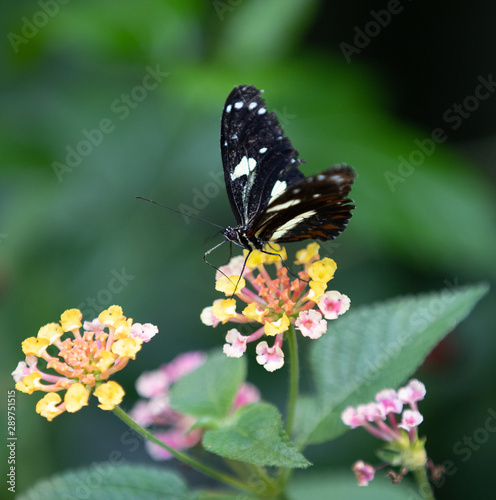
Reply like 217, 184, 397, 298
16, 372, 43, 394
36, 393, 63, 421
65, 383, 90, 413
60, 308, 83, 332
98, 305, 124, 326
212, 298, 237, 323
94, 381, 125, 410
264, 314, 290, 336
22, 337, 50, 356
37, 323, 64, 344
216, 276, 246, 296
308, 258, 337, 283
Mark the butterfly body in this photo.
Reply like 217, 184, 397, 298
219, 85, 356, 253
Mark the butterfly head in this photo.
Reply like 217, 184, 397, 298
222, 226, 263, 252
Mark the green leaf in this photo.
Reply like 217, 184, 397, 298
296, 283, 489, 446
17, 464, 190, 500
169, 351, 246, 421
203, 402, 310, 469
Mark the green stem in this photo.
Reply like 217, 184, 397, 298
112, 406, 254, 495
413, 467, 435, 500
276, 325, 300, 491
285, 324, 299, 438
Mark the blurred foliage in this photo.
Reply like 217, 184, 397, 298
1, 0, 494, 498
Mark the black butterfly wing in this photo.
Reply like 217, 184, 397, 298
248, 165, 356, 243
220, 85, 304, 227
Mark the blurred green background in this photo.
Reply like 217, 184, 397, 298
1, 0, 495, 498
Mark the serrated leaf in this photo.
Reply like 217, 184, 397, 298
296, 283, 489, 446
203, 402, 310, 469
169, 351, 246, 421
17, 464, 189, 500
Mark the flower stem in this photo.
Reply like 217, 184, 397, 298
112, 406, 254, 495
413, 467, 435, 500
275, 325, 300, 493
285, 324, 299, 437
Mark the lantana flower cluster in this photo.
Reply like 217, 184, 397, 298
341, 379, 434, 486
130, 351, 260, 460
12, 306, 157, 421
201, 243, 350, 372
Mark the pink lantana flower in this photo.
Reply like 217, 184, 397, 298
130, 351, 260, 460
135, 370, 169, 399
201, 243, 350, 371
398, 379, 426, 409
233, 382, 261, 410
318, 290, 350, 320
341, 379, 440, 486
352, 460, 376, 486
146, 416, 203, 460
131, 323, 159, 342
223, 329, 249, 358
256, 340, 284, 372
375, 388, 403, 415
398, 409, 424, 432
295, 309, 327, 339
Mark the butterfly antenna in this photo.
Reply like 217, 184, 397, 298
136, 196, 224, 230
203, 240, 249, 296
231, 249, 251, 297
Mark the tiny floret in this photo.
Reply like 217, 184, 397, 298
308, 258, 337, 283
98, 305, 124, 326
256, 341, 284, 372
36, 393, 63, 421
375, 389, 403, 415
398, 409, 424, 432
264, 314, 290, 336
318, 291, 351, 320
94, 381, 125, 410
212, 299, 237, 323
295, 309, 327, 339
60, 309, 83, 331
352, 461, 375, 486
22, 337, 50, 357
398, 379, 426, 407
65, 383, 90, 413
37, 323, 64, 344
200, 306, 220, 327
223, 329, 249, 358
216, 275, 246, 296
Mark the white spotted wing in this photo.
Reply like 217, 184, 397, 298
220, 85, 355, 248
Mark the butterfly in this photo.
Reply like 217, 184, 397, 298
216, 84, 356, 257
